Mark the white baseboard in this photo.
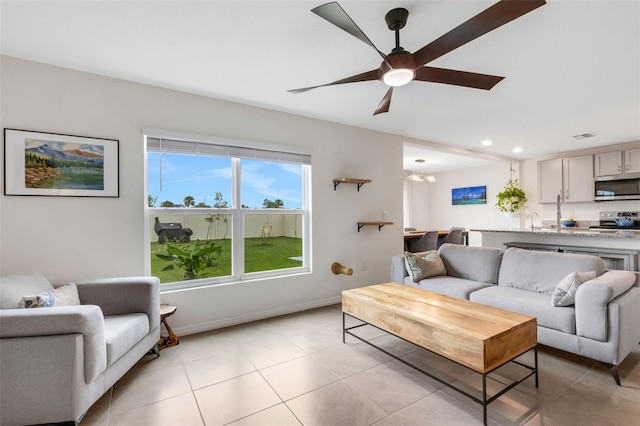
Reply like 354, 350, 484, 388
172, 296, 342, 336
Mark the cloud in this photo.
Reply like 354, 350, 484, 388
279, 163, 302, 176
241, 165, 302, 207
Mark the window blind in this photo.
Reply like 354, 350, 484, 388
147, 137, 311, 165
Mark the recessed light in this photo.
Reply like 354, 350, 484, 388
481, 139, 493, 146
513, 147, 523, 153
415, 159, 425, 163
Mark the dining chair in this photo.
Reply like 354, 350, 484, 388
407, 230, 438, 253
442, 227, 465, 245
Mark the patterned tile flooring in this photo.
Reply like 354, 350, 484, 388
82, 304, 640, 425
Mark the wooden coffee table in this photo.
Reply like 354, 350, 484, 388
342, 283, 538, 425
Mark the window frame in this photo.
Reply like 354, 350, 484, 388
143, 129, 311, 291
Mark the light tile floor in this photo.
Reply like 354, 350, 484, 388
82, 304, 640, 426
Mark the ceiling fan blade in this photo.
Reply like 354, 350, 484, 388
415, 67, 504, 90
413, 0, 546, 67
312, 2, 387, 60
288, 69, 380, 94
373, 87, 393, 115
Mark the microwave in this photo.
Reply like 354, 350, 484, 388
594, 173, 640, 201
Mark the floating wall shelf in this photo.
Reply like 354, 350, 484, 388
357, 221, 393, 232
333, 178, 372, 191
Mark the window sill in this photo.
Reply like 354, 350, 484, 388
159, 268, 311, 293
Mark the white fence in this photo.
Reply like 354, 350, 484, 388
150, 212, 302, 241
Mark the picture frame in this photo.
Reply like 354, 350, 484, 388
452, 185, 487, 205
4, 128, 119, 197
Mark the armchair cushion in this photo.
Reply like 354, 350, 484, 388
104, 313, 149, 366
0, 271, 54, 309
19, 282, 81, 308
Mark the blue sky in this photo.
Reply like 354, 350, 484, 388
147, 153, 303, 208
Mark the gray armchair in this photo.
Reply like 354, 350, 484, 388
0, 272, 160, 425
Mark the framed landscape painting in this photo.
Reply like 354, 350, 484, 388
452, 185, 486, 205
4, 128, 119, 197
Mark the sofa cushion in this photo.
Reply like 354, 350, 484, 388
0, 272, 54, 309
551, 271, 596, 307
404, 251, 446, 282
438, 244, 504, 284
405, 276, 494, 300
470, 286, 576, 334
19, 283, 81, 308
104, 313, 149, 366
498, 248, 606, 294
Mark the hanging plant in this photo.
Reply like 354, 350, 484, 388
495, 178, 528, 213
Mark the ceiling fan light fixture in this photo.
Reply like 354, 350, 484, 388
383, 68, 415, 87
404, 171, 436, 183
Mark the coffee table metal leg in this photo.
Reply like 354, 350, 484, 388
342, 312, 346, 343
535, 346, 539, 387
482, 374, 488, 425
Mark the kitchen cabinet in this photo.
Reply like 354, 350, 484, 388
538, 155, 593, 203
625, 148, 640, 174
595, 148, 640, 176
538, 158, 562, 203
595, 151, 623, 176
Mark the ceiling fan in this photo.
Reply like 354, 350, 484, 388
288, 0, 546, 115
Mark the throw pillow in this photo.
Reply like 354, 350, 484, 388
19, 283, 81, 308
404, 251, 446, 282
551, 271, 596, 307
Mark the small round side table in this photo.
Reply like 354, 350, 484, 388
158, 304, 179, 350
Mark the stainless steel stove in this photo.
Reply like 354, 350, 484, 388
590, 211, 640, 230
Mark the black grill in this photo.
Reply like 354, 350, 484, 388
154, 217, 193, 243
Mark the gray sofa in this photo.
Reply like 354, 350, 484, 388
0, 272, 160, 425
391, 244, 640, 385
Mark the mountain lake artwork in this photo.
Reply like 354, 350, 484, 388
24, 139, 105, 190
452, 185, 487, 205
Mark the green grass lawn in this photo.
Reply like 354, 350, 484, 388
150, 237, 302, 283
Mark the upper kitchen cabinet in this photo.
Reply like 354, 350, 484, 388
538, 155, 594, 203
595, 148, 640, 176
625, 148, 640, 174
538, 158, 563, 203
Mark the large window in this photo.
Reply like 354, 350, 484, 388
145, 132, 310, 288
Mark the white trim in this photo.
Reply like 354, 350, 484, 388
143, 135, 152, 274
169, 296, 341, 337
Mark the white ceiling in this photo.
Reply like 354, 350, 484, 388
1, 1, 639, 174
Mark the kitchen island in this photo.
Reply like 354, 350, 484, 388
471, 228, 640, 271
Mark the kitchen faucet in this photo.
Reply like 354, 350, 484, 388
556, 194, 562, 231
531, 212, 539, 230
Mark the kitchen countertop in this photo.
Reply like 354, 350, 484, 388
471, 228, 640, 239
